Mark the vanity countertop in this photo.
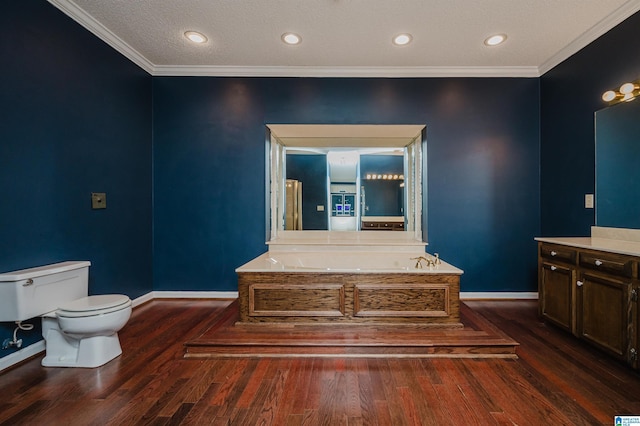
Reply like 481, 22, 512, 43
535, 236, 640, 257
361, 216, 404, 223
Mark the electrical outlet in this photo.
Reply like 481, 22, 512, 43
92, 192, 107, 209
585, 193, 594, 209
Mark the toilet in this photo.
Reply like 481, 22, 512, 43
0, 261, 131, 368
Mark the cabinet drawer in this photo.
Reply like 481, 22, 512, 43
540, 244, 576, 264
579, 251, 635, 278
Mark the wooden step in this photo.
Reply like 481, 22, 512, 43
184, 300, 519, 358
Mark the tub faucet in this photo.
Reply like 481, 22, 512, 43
411, 256, 435, 269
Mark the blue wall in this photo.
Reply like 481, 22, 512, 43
153, 77, 541, 293
286, 154, 328, 230
0, 1, 153, 353
540, 10, 640, 236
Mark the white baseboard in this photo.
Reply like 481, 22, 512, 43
131, 292, 154, 308
150, 291, 239, 299
461, 292, 538, 300
0, 290, 532, 373
0, 341, 45, 373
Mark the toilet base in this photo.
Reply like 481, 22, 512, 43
42, 320, 123, 368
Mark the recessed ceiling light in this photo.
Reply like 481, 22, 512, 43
282, 33, 302, 45
393, 33, 412, 46
484, 34, 507, 46
184, 31, 207, 44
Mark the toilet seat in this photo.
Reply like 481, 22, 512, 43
57, 294, 131, 318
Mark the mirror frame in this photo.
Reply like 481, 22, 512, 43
595, 99, 640, 229
266, 124, 425, 242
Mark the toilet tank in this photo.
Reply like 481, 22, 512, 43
0, 261, 90, 322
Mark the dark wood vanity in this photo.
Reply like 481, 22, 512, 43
361, 220, 404, 231
537, 238, 639, 369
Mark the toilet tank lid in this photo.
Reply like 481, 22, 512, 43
0, 261, 91, 281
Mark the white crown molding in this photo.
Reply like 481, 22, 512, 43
47, 0, 155, 74
48, 0, 640, 79
151, 65, 541, 78
539, 0, 640, 75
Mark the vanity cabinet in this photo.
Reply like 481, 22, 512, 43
538, 242, 639, 369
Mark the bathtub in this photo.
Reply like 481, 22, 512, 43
236, 251, 463, 326
236, 251, 462, 274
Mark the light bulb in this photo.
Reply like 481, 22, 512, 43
393, 34, 412, 46
484, 34, 507, 46
620, 82, 637, 95
184, 31, 207, 43
623, 93, 635, 102
602, 90, 617, 102
282, 33, 301, 45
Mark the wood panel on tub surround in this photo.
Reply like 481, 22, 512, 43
237, 272, 461, 326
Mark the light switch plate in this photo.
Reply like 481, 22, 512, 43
91, 192, 107, 209
585, 193, 594, 209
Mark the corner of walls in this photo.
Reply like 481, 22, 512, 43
539, 10, 640, 236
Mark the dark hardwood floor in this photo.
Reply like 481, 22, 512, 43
1, 299, 639, 425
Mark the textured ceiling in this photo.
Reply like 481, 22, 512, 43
49, 0, 640, 77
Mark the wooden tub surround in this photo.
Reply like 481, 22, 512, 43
236, 251, 463, 327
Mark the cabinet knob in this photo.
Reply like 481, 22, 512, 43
595, 260, 603, 266
550, 251, 557, 256
550, 265, 557, 271
577, 280, 584, 287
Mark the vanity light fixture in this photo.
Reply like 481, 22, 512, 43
484, 34, 507, 46
393, 33, 412, 46
281, 32, 302, 45
184, 31, 208, 44
365, 173, 404, 180
601, 79, 640, 105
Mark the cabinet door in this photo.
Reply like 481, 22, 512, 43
540, 262, 575, 332
577, 272, 632, 361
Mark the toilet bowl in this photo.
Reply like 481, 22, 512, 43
42, 294, 132, 368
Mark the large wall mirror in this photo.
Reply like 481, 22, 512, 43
595, 99, 640, 229
267, 124, 425, 241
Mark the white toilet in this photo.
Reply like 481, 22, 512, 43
0, 261, 132, 368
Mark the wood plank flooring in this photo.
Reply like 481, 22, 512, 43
184, 300, 518, 358
0, 299, 639, 425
